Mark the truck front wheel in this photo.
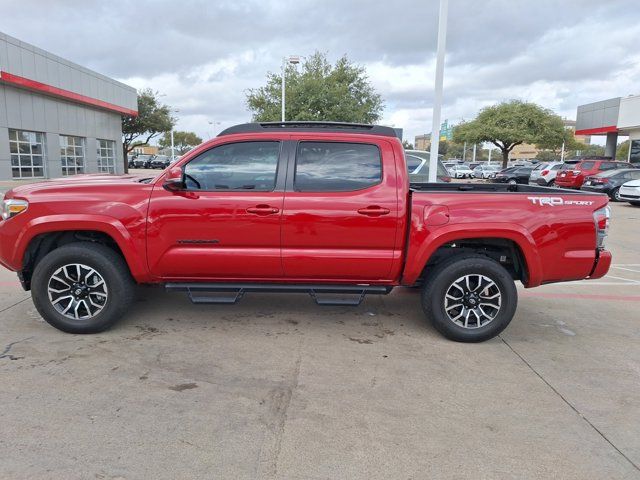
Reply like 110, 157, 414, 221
31, 242, 135, 334
421, 254, 517, 342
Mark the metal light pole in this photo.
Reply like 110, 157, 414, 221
472, 143, 476, 162
488, 145, 492, 164
281, 55, 301, 122
170, 129, 175, 160
428, 0, 449, 183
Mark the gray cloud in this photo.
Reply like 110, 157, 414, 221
1, 0, 639, 143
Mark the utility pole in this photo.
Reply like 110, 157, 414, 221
462, 141, 466, 162
472, 143, 476, 162
428, 0, 448, 183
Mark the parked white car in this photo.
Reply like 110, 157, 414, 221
448, 164, 474, 179
473, 164, 500, 178
529, 161, 563, 186
619, 179, 640, 206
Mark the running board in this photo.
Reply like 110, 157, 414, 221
165, 283, 392, 307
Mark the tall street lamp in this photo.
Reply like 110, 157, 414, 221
170, 108, 180, 161
428, 0, 449, 183
207, 120, 221, 139
281, 55, 301, 122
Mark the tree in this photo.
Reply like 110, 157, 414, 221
246, 51, 384, 123
122, 89, 175, 170
616, 140, 630, 161
453, 100, 565, 168
158, 130, 203, 155
402, 140, 414, 149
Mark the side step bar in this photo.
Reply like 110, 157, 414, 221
165, 282, 392, 307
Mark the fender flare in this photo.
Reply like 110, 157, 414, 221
401, 223, 543, 287
14, 214, 150, 281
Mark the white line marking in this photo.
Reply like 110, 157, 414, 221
611, 266, 640, 273
612, 264, 640, 267
554, 282, 640, 286
604, 275, 640, 284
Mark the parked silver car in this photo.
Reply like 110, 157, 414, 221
473, 164, 500, 179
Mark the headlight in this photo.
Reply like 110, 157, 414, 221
1, 199, 29, 220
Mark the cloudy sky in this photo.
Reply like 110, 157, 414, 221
2, 0, 639, 144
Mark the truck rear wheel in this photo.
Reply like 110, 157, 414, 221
31, 242, 135, 334
421, 254, 517, 342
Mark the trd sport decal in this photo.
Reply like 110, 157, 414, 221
527, 197, 595, 206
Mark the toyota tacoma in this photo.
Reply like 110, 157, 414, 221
0, 122, 612, 342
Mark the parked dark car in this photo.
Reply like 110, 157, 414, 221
581, 169, 640, 201
150, 155, 170, 169
492, 166, 533, 185
405, 150, 451, 182
132, 154, 153, 169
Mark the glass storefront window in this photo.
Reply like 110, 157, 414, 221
8, 129, 46, 179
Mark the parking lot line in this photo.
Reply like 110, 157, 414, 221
611, 266, 640, 274
520, 292, 640, 302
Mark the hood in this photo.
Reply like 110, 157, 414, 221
5, 174, 155, 198
622, 179, 640, 188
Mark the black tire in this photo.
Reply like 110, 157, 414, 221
609, 187, 621, 202
421, 254, 517, 342
31, 242, 135, 334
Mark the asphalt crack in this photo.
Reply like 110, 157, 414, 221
256, 337, 303, 479
0, 336, 33, 361
500, 335, 640, 473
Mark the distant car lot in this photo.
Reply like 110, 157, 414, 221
0, 200, 639, 478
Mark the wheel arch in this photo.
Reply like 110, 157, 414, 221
402, 226, 543, 288
16, 216, 149, 289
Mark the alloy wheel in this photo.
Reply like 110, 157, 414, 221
47, 263, 108, 320
443, 274, 502, 329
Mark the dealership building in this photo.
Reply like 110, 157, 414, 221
0, 32, 137, 180
576, 95, 640, 164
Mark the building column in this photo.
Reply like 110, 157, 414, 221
85, 138, 98, 174
0, 127, 12, 180
605, 131, 618, 159
45, 133, 62, 179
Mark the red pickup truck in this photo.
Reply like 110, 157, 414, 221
0, 122, 612, 342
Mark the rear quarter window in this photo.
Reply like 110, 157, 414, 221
295, 142, 382, 192
599, 162, 617, 171
578, 161, 596, 170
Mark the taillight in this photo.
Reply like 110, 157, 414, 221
593, 206, 610, 249
541, 170, 549, 175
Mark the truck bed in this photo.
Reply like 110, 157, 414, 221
410, 182, 599, 195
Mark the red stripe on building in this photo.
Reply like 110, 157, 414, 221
0, 70, 138, 117
574, 125, 618, 135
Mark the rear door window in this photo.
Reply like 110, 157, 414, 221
294, 142, 382, 192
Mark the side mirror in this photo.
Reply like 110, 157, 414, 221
163, 166, 185, 191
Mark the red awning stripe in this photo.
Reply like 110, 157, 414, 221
0, 70, 138, 117
574, 125, 618, 135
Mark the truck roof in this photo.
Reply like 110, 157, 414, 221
218, 121, 400, 138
